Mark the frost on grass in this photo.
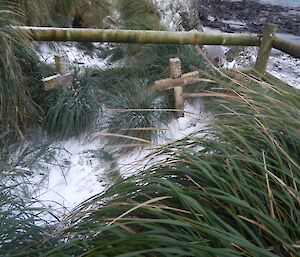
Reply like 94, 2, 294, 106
37, 42, 112, 69
27, 98, 210, 219
20, 0, 300, 219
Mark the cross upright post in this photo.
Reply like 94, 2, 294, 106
170, 58, 184, 117
42, 54, 73, 91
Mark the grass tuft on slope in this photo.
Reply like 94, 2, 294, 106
35, 70, 300, 257
44, 70, 101, 140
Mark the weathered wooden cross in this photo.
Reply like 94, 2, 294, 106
42, 54, 73, 91
152, 58, 208, 117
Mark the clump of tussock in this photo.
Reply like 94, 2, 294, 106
44, 70, 102, 140
32, 71, 300, 257
100, 77, 171, 151
0, 4, 53, 149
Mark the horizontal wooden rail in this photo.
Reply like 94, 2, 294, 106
14, 26, 261, 46
12, 26, 300, 58
273, 37, 300, 58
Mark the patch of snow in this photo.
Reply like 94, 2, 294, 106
21, 0, 299, 221
154, 0, 180, 30
222, 19, 247, 29
30, 138, 106, 217
227, 46, 300, 88
154, 0, 195, 31
118, 148, 154, 179
162, 100, 210, 142
37, 42, 111, 69
268, 53, 300, 88
27, 100, 210, 220
118, 100, 211, 179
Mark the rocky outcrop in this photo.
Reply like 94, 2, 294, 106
196, 0, 300, 36
154, 0, 203, 31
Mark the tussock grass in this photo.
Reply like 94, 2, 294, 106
0, 183, 49, 257
118, 0, 161, 30
2, 3, 299, 256
35, 71, 300, 257
0, 137, 65, 257
85, 66, 171, 150
97, 1, 210, 146
69, 0, 113, 28
8, 0, 53, 26
0, 3, 50, 148
100, 77, 172, 152
44, 70, 101, 139
7, 0, 112, 27
85, 66, 149, 100
135, 44, 208, 81
88, 148, 122, 185
92, 44, 209, 149
104, 0, 163, 62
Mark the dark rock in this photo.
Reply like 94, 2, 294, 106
198, 6, 209, 21
195, 0, 300, 36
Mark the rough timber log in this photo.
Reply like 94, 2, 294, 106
15, 26, 262, 46
153, 72, 202, 92
273, 37, 300, 58
170, 58, 184, 117
13, 26, 300, 58
255, 24, 278, 74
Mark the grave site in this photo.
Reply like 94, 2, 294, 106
1, 1, 300, 256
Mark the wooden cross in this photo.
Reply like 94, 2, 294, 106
42, 54, 74, 91
152, 58, 204, 117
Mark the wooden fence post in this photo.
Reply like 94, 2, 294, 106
55, 54, 70, 74
170, 58, 184, 117
255, 23, 278, 75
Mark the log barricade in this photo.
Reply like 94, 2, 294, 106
13, 24, 300, 75
15, 26, 261, 46
15, 23, 299, 115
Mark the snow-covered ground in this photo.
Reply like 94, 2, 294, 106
31, 38, 211, 216
33, 32, 212, 219
225, 46, 300, 88
29, 100, 209, 219
26, 0, 299, 220
154, 0, 300, 88
268, 53, 300, 88
37, 42, 113, 69
32, 41, 300, 218
31, 139, 105, 212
